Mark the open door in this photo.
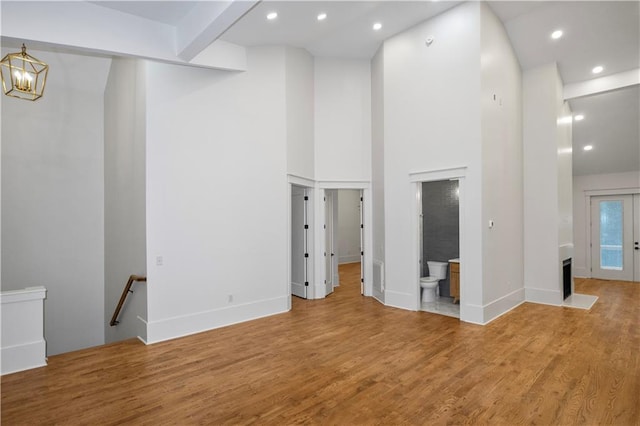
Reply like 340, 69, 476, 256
291, 186, 309, 298
359, 190, 364, 295
634, 194, 640, 282
324, 190, 335, 296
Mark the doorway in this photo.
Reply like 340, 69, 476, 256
418, 180, 461, 318
323, 189, 364, 297
590, 194, 640, 282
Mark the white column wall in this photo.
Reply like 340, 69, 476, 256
104, 58, 148, 343
314, 58, 371, 182
371, 46, 386, 302
285, 47, 314, 180
1, 49, 110, 355
523, 63, 569, 305
479, 3, 525, 316
144, 47, 289, 343
558, 102, 574, 248
381, 2, 484, 317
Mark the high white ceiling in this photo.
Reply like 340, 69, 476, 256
490, 1, 639, 84
489, 1, 640, 176
89, 1, 202, 25
220, 1, 462, 58
570, 85, 639, 176
6, 1, 640, 176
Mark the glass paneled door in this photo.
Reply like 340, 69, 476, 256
590, 195, 635, 281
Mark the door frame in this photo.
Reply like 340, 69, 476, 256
287, 176, 315, 307
590, 194, 634, 281
324, 189, 336, 295
583, 188, 640, 280
634, 195, 640, 282
290, 185, 308, 298
317, 181, 372, 299
409, 167, 466, 318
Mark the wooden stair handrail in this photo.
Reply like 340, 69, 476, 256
110, 275, 147, 326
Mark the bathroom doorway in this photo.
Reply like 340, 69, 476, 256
419, 180, 461, 318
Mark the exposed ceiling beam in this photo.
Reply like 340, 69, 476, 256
0, 1, 248, 71
564, 69, 640, 100
176, 1, 259, 62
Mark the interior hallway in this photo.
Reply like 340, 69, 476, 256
2, 273, 638, 424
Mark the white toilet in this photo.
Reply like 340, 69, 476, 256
420, 261, 448, 303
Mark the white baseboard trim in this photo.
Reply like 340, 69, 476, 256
461, 288, 525, 325
525, 287, 563, 306
145, 296, 289, 344
136, 316, 149, 344
461, 303, 485, 325
1, 340, 47, 375
373, 288, 385, 304
338, 256, 360, 265
384, 290, 417, 311
483, 288, 526, 324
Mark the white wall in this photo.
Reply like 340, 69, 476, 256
314, 58, 371, 181
558, 101, 573, 249
523, 63, 571, 305
286, 47, 314, 180
144, 47, 289, 343
104, 58, 147, 343
380, 2, 484, 318
573, 171, 640, 277
337, 190, 361, 264
1, 49, 110, 355
371, 46, 385, 302
479, 3, 524, 313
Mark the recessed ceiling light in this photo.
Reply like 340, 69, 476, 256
317, 13, 327, 21
266, 12, 278, 20
583, 145, 593, 151
551, 30, 563, 39
574, 114, 585, 121
592, 65, 604, 74
373, 22, 382, 31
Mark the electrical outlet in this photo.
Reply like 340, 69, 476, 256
156, 256, 163, 266
228, 294, 233, 303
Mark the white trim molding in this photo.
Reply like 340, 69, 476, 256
1, 287, 48, 375
525, 287, 563, 306
145, 296, 289, 344
317, 180, 371, 189
384, 290, 417, 311
409, 166, 467, 183
287, 174, 316, 187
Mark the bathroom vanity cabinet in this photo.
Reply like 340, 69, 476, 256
449, 261, 460, 304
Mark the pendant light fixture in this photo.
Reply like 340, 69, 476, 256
1, 44, 49, 101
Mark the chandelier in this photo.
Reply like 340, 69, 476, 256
1, 44, 49, 101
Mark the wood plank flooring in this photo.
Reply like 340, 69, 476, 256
2, 265, 639, 425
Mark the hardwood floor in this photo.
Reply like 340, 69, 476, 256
2, 265, 639, 425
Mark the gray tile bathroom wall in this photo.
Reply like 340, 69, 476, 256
422, 180, 459, 298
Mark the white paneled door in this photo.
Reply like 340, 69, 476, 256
590, 195, 636, 281
291, 186, 308, 299
324, 190, 335, 297
634, 195, 640, 282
